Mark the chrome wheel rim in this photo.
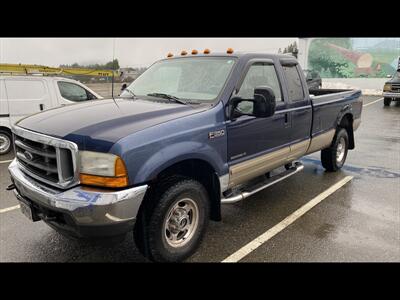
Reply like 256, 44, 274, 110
163, 198, 199, 248
0, 134, 10, 154
336, 137, 346, 163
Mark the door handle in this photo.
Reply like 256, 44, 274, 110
284, 113, 289, 124
39, 104, 44, 111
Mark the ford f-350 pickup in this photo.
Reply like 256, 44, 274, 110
7, 51, 362, 262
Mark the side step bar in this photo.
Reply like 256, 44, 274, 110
221, 162, 304, 204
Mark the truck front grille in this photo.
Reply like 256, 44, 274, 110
13, 127, 79, 189
391, 84, 400, 92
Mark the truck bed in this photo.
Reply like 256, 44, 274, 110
309, 88, 362, 144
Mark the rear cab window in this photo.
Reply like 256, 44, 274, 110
281, 64, 305, 102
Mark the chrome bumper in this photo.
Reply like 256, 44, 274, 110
8, 159, 148, 231
383, 92, 400, 99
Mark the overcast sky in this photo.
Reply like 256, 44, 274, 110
0, 38, 297, 68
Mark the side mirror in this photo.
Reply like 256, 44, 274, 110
253, 86, 276, 118
230, 86, 276, 119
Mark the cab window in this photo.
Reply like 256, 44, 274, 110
57, 81, 96, 102
282, 65, 304, 102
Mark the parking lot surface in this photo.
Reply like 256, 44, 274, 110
0, 95, 399, 262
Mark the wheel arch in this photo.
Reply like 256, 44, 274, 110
139, 158, 222, 223
337, 113, 355, 149
0, 126, 12, 135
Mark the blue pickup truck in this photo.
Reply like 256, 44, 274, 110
7, 51, 362, 262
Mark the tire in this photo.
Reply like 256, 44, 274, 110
321, 128, 349, 172
134, 178, 209, 262
0, 130, 12, 155
384, 98, 391, 106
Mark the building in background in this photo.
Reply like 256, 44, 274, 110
298, 38, 400, 78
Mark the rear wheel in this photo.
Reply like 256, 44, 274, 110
384, 98, 391, 106
321, 128, 349, 172
134, 178, 209, 262
0, 130, 12, 155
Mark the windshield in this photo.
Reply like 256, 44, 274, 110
121, 57, 236, 102
393, 71, 400, 79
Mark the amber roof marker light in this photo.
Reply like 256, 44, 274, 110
191, 49, 198, 55
227, 48, 234, 54
167, 53, 173, 58
181, 50, 188, 56
203, 49, 211, 54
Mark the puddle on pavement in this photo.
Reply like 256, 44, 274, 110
301, 157, 400, 179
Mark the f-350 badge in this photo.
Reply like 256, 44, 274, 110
208, 129, 225, 139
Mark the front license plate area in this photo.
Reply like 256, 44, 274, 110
18, 198, 40, 222
19, 200, 33, 221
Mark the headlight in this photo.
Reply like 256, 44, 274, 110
383, 84, 392, 91
79, 151, 128, 188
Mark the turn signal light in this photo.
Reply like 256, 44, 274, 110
181, 50, 188, 56
227, 48, 234, 54
80, 174, 129, 188
203, 49, 210, 54
191, 49, 198, 55
115, 157, 128, 177
80, 157, 129, 188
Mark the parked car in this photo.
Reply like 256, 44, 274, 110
7, 52, 362, 262
0, 76, 102, 154
383, 70, 400, 106
303, 69, 322, 90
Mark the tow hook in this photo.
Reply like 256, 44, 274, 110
6, 183, 16, 191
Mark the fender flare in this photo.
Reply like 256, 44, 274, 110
131, 141, 227, 184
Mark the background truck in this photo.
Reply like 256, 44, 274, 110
0, 76, 102, 154
303, 69, 322, 90
7, 50, 362, 262
383, 69, 400, 106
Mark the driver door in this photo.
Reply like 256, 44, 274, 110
226, 60, 292, 188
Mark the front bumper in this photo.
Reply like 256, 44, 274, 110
383, 92, 400, 99
8, 159, 148, 238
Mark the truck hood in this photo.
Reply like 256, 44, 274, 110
17, 98, 208, 152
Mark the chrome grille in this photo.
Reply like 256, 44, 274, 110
391, 84, 400, 92
12, 126, 79, 189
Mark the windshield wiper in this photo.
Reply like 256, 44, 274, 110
123, 88, 137, 99
146, 93, 188, 105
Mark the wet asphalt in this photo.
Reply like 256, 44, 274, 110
0, 95, 399, 262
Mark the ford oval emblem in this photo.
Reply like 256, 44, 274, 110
24, 151, 34, 161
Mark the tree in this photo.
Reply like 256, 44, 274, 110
105, 59, 120, 70
283, 41, 298, 58
60, 58, 120, 70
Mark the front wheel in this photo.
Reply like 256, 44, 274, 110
384, 98, 391, 106
0, 130, 12, 155
135, 179, 209, 262
321, 128, 349, 172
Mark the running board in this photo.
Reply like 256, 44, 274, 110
221, 162, 304, 204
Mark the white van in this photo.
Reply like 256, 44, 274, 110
0, 76, 102, 154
